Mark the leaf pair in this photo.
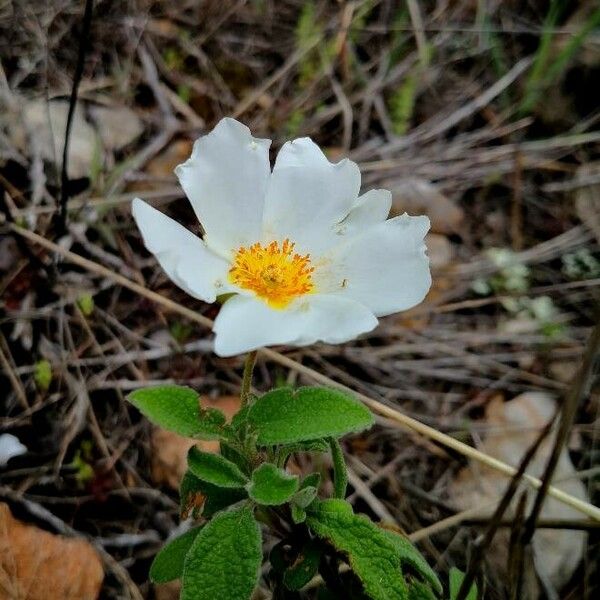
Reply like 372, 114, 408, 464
151, 505, 262, 600
187, 447, 302, 506
127, 384, 375, 446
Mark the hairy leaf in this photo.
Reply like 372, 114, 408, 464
282, 438, 330, 455
248, 387, 374, 445
127, 386, 225, 439
306, 499, 408, 600
247, 463, 299, 505
382, 531, 442, 595
293, 486, 318, 509
283, 541, 322, 591
291, 504, 307, 524
187, 447, 248, 488
182, 505, 261, 600
408, 581, 439, 600
150, 527, 202, 583
301, 472, 322, 490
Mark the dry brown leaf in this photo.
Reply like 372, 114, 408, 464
21, 100, 96, 180
154, 581, 181, 600
144, 140, 194, 180
390, 178, 464, 234
88, 105, 144, 151
151, 429, 197, 490
18, 99, 143, 180
151, 395, 241, 489
448, 392, 588, 598
548, 361, 578, 384
0, 503, 103, 600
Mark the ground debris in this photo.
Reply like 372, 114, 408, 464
0, 503, 104, 600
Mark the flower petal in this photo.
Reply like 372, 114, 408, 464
323, 214, 431, 317
132, 198, 232, 303
262, 138, 361, 254
213, 294, 377, 357
336, 189, 392, 238
175, 118, 271, 257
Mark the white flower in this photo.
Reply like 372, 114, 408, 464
0, 433, 27, 466
132, 118, 431, 357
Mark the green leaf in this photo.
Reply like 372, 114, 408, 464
408, 581, 438, 600
248, 387, 374, 445
283, 541, 322, 591
282, 438, 330, 454
247, 463, 299, 505
291, 504, 307, 524
220, 441, 251, 472
293, 486, 318, 509
301, 472, 322, 490
328, 438, 348, 499
77, 293, 95, 316
382, 531, 442, 595
187, 447, 248, 488
306, 499, 408, 600
180, 471, 246, 519
150, 527, 202, 583
279, 439, 330, 465
292, 472, 320, 510
127, 386, 225, 439
230, 404, 251, 430
182, 505, 262, 600
449, 568, 477, 600
34, 359, 52, 391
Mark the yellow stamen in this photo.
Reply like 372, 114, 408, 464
228, 239, 315, 309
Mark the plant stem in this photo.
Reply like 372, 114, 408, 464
240, 350, 258, 408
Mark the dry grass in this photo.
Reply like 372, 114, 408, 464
1, 1, 599, 599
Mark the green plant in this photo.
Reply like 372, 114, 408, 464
128, 377, 442, 599
519, 2, 600, 115
129, 117, 436, 599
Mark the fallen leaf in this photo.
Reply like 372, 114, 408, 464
88, 105, 144, 151
0, 503, 104, 600
154, 581, 181, 600
144, 140, 194, 180
22, 99, 96, 179
448, 392, 588, 598
151, 429, 197, 490
19, 99, 142, 180
151, 395, 241, 489
548, 361, 578, 384
390, 178, 464, 234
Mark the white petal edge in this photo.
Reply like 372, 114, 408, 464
132, 198, 232, 303
324, 213, 432, 317
0, 433, 27, 466
175, 118, 272, 258
213, 294, 378, 357
262, 138, 361, 255
335, 189, 392, 238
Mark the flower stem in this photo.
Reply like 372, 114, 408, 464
240, 350, 258, 408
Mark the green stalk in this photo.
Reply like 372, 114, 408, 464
240, 350, 258, 409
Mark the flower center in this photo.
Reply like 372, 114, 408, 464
228, 239, 315, 309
